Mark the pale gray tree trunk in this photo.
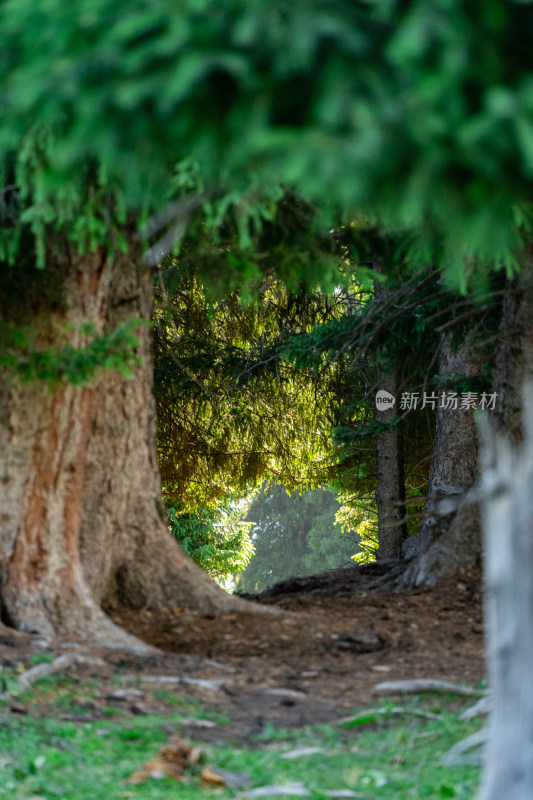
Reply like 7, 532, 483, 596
477, 394, 533, 800
476, 265, 533, 800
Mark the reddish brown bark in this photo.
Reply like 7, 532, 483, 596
0, 242, 246, 649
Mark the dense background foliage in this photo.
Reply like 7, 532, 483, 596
235, 485, 359, 593
2, 1, 532, 279
1, 0, 530, 586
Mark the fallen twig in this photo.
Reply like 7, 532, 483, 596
18, 654, 107, 688
460, 694, 492, 720
373, 679, 486, 697
337, 706, 440, 725
441, 728, 488, 766
141, 675, 234, 692
242, 783, 311, 798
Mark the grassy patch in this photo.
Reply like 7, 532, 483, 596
0, 682, 484, 799
29, 652, 57, 667
150, 687, 208, 712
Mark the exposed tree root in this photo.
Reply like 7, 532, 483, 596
18, 653, 107, 689
73, 610, 161, 654
3, 594, 161, 654
365, 500, 482, 592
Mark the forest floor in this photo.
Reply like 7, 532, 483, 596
0, 563, 485, 742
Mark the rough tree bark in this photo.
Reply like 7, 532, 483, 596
375, 367, 407, 559
398, 331, 484, 586
491, 273, 533, 443
410, 267, 533, 588
374, 275, 407, 560
0, 243, 250, 649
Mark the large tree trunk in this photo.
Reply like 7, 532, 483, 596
0, 243, 241, 649
477, 397, 533, 800
398, 332, 484, 585
477, 264, 533, 800
374, 275, 407, 559
491, 274, 533, 443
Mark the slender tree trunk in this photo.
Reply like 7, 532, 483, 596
374, 275, 407, 559
375, 368, 407, 559
0, 242, 245, 648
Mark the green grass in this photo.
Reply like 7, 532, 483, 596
0, 679, 484, 799
150, 687, 208, 711
29, 652, 57, 667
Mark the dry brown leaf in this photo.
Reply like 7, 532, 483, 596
126, 735, 203, 784
200, 766, 227, 787
200, 765, 251, 789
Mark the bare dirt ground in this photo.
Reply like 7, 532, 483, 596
0, 564, 485, 742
